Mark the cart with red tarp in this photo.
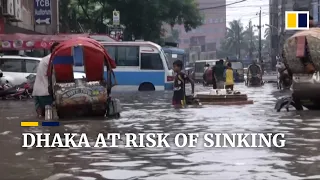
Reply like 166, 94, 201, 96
46, 37, 120, 119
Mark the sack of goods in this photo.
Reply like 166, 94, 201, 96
283, 28, 320, 74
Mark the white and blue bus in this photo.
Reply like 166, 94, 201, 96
99, 41, 174, 91
162, 47, 186, 68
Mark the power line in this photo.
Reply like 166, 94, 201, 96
198, 0, 248, 10
227, 5, 269, 9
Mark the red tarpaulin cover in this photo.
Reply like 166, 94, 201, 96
0, 33, 90, 50
47, 37, 116, 82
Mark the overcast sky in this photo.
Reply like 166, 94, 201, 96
226, 0, 269, 37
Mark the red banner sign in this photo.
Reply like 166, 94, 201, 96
0, 33, 90, 50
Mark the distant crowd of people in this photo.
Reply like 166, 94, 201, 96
203, 59, 235, 91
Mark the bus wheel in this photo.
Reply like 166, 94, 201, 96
138, 82, 155, 91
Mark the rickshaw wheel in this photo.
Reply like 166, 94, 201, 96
115, 113, 120, 118
57, 110, 64, 119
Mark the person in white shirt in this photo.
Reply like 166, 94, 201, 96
33, 42, 60, 117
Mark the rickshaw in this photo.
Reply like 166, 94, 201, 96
246, 63, 263, 86
47, 37, 120, 119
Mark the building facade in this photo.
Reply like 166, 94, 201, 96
312, 0, 320, 24
175, 0, 226, 58
1, 0, 58, 34
269, 0, 313, 67
269, 0, 279, 69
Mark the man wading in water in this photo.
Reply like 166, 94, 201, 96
32, 42, 60, 117
213, 59, 225, 89
172, 60, 194, 107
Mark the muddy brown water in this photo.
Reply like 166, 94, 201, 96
1, 83, 320, 180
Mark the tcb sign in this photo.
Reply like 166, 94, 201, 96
35, 0, 50, 7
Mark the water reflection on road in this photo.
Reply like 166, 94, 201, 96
1, 83, 320, 180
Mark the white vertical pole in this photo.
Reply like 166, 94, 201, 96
56, 0, 59, 34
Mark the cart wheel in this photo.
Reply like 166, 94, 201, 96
278, 100, 303, 112
57, 111, 64, 119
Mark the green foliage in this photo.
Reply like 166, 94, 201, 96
164, 29, 180, 43
59, 0, 202, 42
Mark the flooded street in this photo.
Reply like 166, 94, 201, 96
1, 83, 320, 180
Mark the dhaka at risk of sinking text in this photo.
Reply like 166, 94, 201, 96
22, 133, 286, 148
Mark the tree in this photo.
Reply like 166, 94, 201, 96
59, 0, 78, 33
105, 0, 202, 42
216, 39, 234, 58
59, 0, 203, 42
223, 20, 247, 59
59, 0, 107, 33
164, 29, 180, 43
243, 20, 258, 60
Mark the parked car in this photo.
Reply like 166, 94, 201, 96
0, 55, 41, 86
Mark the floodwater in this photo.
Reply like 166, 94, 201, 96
1, 83, 320, 180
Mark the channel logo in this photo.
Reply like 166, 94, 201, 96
285, 11, 309, 30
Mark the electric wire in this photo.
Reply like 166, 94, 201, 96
198, 0, 248, 10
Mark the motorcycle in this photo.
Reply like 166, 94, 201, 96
0, 73, 34, 100
246, 64, 264, 87
277, 69, 292, 90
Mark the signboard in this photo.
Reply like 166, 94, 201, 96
34, 0, 52, 25
0, 34, 89, 50
62, 88, 94, 98
57, 87, 107, 107
113, 10, 120, 25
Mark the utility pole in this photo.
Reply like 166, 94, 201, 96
56, 0, 60, 34
258, 7, 262, 63
237, 24, 241, 59
249, 21, 253, 60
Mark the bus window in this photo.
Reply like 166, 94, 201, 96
117, 46, 139, 66
104, 46, 116, 60
231, 62, 243, 69
141, 53, 164, 70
